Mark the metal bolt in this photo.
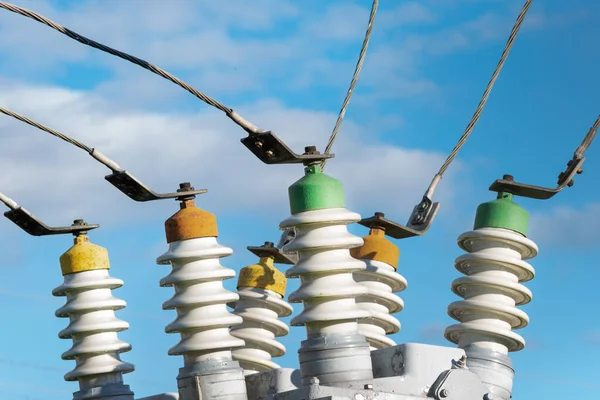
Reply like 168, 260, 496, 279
266, 150, 275, 157
502, 174, 514, 182
567, 179, 575, 187
577, 167, 584, 174
364, 384, 373, 390
309, 377, 319, 385
419, 201, 428, 210
254, 141, 263, 148
440, 389, 449, 398
414, 214, 424, 223
73, 219, 85, 225
305, 145, 317, 153
484, 394, 494, 400
374, 212, 385, 218
264, 241, 275, 247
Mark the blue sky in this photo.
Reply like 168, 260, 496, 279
0, 0, 597, 399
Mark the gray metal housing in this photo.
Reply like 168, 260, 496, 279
139, 342, 496, 400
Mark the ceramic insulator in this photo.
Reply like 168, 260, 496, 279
354, 259, 407, 350
445, 227, 538, 354
231, 287, 293, 375
156, 237, 245, 366
53, 269, 134, 389
280, 208, 370, 335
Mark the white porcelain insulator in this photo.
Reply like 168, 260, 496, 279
156, 237, 245, 366
52, 269, 134, 388
231, 287, 293, 375
445, 227, 538, 354
354, 259, 407, 350
280, 207, 370, 335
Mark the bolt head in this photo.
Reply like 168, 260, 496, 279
310, 377, 319, 385
266, 150, 275, 157
567, 179, 575, 187
440, 389, 449, 398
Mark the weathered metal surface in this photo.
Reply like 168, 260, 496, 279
247, 241, 295, 265
104, 171, 207, 202
357, 203, 440, 240
241, 133, 334, 165
1, 193, 99, 236
489, 156, 585, 199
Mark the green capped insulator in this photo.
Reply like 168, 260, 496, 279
288, 165, 345, 214
473, 192, 530, 236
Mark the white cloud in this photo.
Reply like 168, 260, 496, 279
529, 203, 600, 249
0, 82, 462, 229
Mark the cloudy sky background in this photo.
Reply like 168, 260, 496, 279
0, 0, 598, 398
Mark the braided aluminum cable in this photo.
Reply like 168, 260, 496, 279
0, 106, 92, 152
321, 0, 378, 170
426, 0, 533, 195
0, 1, 261, 134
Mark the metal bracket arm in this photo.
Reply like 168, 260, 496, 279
359, 198, 440, 240
0, 193, 98, 236
90, 149, 206, 202
489, 156, 585, 199
247, 241, 295, 265
241, 131, 334, 164
104, 170, 207, 202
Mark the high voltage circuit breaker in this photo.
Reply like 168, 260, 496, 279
0, 1, 597, 400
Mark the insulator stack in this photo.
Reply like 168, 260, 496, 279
230, 242, 293, 375
156, 183, 248, 400
53, 225, 134, 400
444, 192, 538, 400
350, 216, 407, 350
279, 163, 374, 386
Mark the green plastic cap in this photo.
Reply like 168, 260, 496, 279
288, 165, 345, 214
474, 192, 529, 236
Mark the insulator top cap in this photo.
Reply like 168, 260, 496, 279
474, 192, 530, 236
288, 164, 345, 214
237, 256, 287, 297
59, 234, 110, 276
165, 193, 218, 243
350, 227, 400, 270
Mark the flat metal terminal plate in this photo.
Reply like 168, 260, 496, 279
3, 208, 99, 236
105, 171, 207, 202
247, 244, 294, 265
241, 131, 334, 164
359, 200, 440, 239
489, 157, 585, 200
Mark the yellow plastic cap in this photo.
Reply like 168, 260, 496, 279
350, 227, 400, 270
165, 199, 219, 243
59, 235, 110, 276
237, 256, 287, 297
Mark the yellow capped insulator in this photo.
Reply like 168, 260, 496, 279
165, 199, 218, 243
59, 234, 110, 276
350, 227, 400, 270
237, 256, 287, 297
